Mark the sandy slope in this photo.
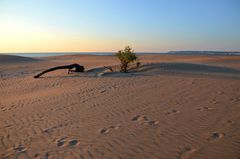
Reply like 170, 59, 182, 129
0, 54, 41, 64
0, 54, 240, 159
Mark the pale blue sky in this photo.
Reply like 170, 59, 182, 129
0, 0, 239, 52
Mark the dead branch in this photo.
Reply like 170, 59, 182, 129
34, 64, 85, 78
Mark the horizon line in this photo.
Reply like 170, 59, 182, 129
1, 50, 240, 54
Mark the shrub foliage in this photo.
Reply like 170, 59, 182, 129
116, 46, 138, 72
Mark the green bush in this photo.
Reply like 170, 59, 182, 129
116, 46, 138, 72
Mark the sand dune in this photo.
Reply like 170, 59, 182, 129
0, 54, 240, 159
0, 54, 41, 64
136, 63, 240, 79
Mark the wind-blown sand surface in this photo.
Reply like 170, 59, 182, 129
0, 54, 240, 159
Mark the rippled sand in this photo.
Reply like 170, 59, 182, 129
0, 54, 240, 159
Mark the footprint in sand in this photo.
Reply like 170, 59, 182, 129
99, 125, 120, 134
216, 91, 224, 95
131, 115, 148, 121
197, 107, 214, 111
34, 153, 40, 158
165, 110, 180, 115
147, 120, 159, 126
69, 139, 78, 146
99, 128, 110, 134
229, 97, 240, 103
3, 145, 30, 159
56, 137, 79, 147
99, 89, 106, 93
212, 100, 218, 104
207, 132, 225, 142
56, 137, 67, 147
177, 147, 197, 159
190, 81, 195, 85
45, 152, 50, 159
223, 120, 234, 126
132, 115, 159, 126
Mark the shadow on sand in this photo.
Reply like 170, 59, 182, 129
37, 62, 240, 79
139, 63, 240, 74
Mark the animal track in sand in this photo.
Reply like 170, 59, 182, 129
131, 115, 159, 126
99, 125, 120, 134
207, 132, 225, 142
177, 147, 197, 159
165, 109, 180, 115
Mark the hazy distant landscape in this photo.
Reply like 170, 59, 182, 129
168, 51, 240, 56
3, 51, 240, 58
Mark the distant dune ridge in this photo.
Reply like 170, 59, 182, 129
0, 54, 41, 64
0, 53, 240, 159
168, 50, 240, 56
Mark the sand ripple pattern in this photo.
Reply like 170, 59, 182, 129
1, 55, 240, 159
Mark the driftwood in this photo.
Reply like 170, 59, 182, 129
34, 64, 85, 78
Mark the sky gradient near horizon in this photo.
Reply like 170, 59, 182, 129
0, 0, 240, 53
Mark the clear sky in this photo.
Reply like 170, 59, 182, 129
0, 0, 239, 53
